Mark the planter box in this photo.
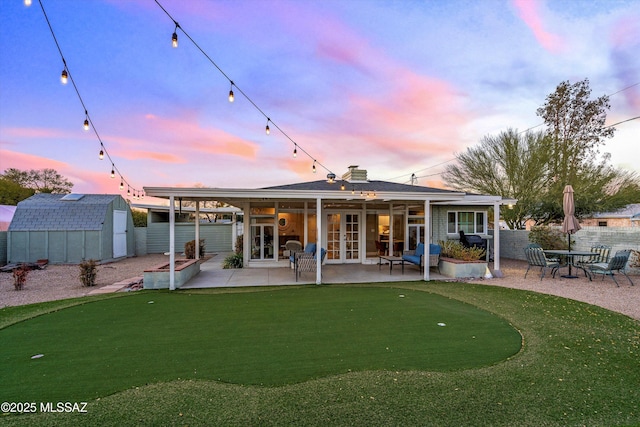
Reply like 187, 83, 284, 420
143, 258, 200, 289
439, 257, 489, 279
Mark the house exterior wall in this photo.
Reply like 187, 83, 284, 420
146, 222, 232, 254
0, 231, 6, 266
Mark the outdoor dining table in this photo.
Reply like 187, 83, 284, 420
544, 249, 595, 279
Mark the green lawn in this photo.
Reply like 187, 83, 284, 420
1, 282, 639, 426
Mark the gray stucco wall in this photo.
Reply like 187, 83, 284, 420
146, 223, 232, 254
497, 226, 640, 261
0, 232, 7, 266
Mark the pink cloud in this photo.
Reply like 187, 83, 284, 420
512, 0, 565, 54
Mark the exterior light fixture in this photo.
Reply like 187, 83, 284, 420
111, 168, 115, 178
312, 161, 316, 174
228, 81, 234, 102
340, 183, 345, 191
265, 118, 270, 135
293, 146, 297, 158
326, 173, 336, 183
99, 149, 104, 160
119, 180, 124, 190
60, 69, 68, 84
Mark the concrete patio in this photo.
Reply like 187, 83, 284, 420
181, 253, 450, 289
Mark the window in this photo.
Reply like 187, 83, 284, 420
598, 221, 607, 227
448, 211, 486, 234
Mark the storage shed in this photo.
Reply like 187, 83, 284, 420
7, 193, 135, 264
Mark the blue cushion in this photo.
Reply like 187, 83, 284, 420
429, 244, 441, 255
402, 254, 421, 265
304, 243, 316, 255
415, 243, 424, 256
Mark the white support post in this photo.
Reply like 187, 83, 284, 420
316, 197, 322, 285
493, 201, 503, 277
169, 195, 175, 291
195, 201, 200, 260
424, 199, 430, 281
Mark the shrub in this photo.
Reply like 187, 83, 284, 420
529, 226, 569, 250
185, 239, 206, 259
438, 240, 485, 261
79, 259, 98, 287
12, 265, 29, 290
234, 235, 243, 254
223, 252, 243, 269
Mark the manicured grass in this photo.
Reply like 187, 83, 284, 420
0, 286, 520, 402
1, 282, 639, 426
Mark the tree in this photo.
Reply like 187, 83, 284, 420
0, 177, 35, 205
442, 128, 551, 229
532, 78, 639, 223
2, 168, 73, 194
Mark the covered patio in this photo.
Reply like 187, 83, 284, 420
180, 252, 450, 289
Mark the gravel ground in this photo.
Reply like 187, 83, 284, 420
1, 255, 638, 320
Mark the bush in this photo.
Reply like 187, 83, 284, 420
79, 259, 98, 287
529, 226, 569, 250
185, 239, 206, 259
223, 252, 243, 269
12, 265, 29, 290
438, 240, 485, 261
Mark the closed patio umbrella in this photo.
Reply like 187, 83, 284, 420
561, 185, 581, 277
561, 185, 581, 249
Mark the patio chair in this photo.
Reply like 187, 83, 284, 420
283, 240, 303, 259
296, 248, 327, 281
588, 250, 634, 287
576, 245, 611, 273
289, 242, 315, 268
524, 247, 561, 280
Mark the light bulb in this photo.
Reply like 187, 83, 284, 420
172, 32, 178, 48
119, 180, 124, 190
265, 122, 270, 135
99, 150, 104, 160
228, 81, 234, 102
293, 146, 297, 158
340, 183, 345, 191
24, 0, 32, 6
61, 69, 68, 84
127, 187, 131, 196
83, 119, 89, 131
111, 168, 115, 178
312, 161, 316, 174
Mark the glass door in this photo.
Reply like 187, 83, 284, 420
326, 212, 360, 263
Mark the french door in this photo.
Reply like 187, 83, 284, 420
326, 213, 360, 263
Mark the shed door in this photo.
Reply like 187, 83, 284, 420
113, 210, 127, 258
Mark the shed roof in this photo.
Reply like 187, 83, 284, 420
8, 193, 122, 231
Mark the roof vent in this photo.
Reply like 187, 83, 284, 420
341, 165, 368, 182
61, 193, 85, 201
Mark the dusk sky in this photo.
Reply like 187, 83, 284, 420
1, 0, 639, 201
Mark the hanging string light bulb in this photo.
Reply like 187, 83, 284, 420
172, 23, 178, 48
24, 0, 32, 6
293, 145, 297, 158
83, 110, 89, 131
312, 160, 317, 174
127, 186, 131, 196
228, 81, 235, 102
119, 179, 124, 190
111, 167, 115, 178
99, 149, 104, 160
265, 118, 270, 135
60, 68, 68, 84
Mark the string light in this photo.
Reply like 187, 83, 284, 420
171, 23, 178, 48
293, 145, 297, 158
326, 173, 336, 183
228, 81, 234, 102
36, 0, 142, 198
265, 118, 270, 135
24, 0, 32, 7
127, 186, 131, 196
312, 161, 317, 174
340, 182, 345, 191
